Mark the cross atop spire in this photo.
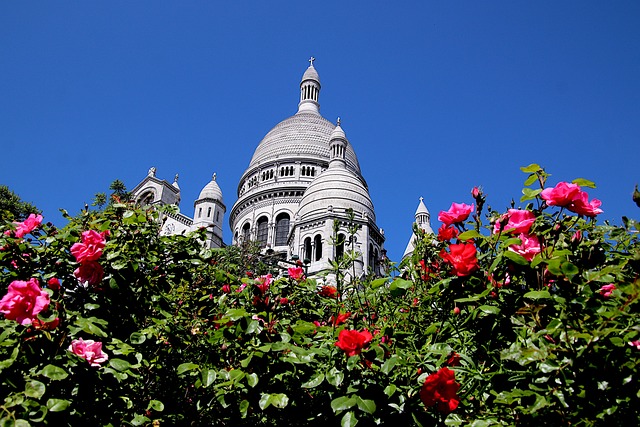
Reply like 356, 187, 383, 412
308, 56, 315, 67
337, 117, 341, 126
419, 196, 424, 202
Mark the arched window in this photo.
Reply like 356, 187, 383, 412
314, 234, 322, 261
256, 216, 269, 246
335, 233, 345, 259
275, 213, 290, 246
304, 237, 312, 262
242, 223, 251, 242
198, 208, 202, 218
374, 249, 379, 275
207, 207, 212, 217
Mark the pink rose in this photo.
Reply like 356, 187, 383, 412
438, 203, 474, 227
569, 191, 603, 217
541, 182, 603, 217
598, 283, 616, 298
255, 274, 273, 294
4, 214, 43, 238
541, 182, 583, 207
74, 261, 104, 286
509, 233, 541, 261
287, 266, 305, 281
68, 338, 109, 366
70, 230, 106, 262
0, 278, 50, 325
628, 340, 640, 350
494, 209, 536, 235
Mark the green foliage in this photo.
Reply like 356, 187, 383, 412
0, 185, 40, 222
0, 168, 639, 425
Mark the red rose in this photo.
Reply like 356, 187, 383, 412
437, 224, 459, 242
319, 285, 338, 298
74, 261, 104, 286
330, 312, 351, 326
438, 203, 474, 227
440, 243, 478, 277
47, 277, 61, 291
335, 329, 373, 357
420, 367, 461, 414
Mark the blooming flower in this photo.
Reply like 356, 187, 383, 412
5, 214, 43, 238
420, 367, 461, 414
440, 243, 478, 277
628, 340, 640, 350
330, 312, 351, 326
255, 274, 273, 294
493, 209, 536, 234
0, 278, 50, 325
598, 283, 616, 298
438, 203, 474, 227
73, 261, 104, 286
70, 230, 107, 262
319, 285, 338, 298
446, 352, 461, 367
437, 224, 459, 242
68, 338, 109, 366
541, 182, 603, 217
47, 277, 61, 290
335, 329, 373, 357
509, 233, 541, 261
287, 266, 305, 281
541, 182, 583, 207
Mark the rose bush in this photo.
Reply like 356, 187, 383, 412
0, 164, 638, 426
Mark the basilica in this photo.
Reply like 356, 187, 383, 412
131, 59, 432, 277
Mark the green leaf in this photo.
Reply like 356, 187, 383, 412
239, 399, 249, 418
477, 305, 500, 315
504, 250, 529, 265
146, 400, 164, 412
129, 332, 146, 345
521, 163, 542, 173
458, 230, 482, 240
259, 393, 288, 410
202, 369, 216, 387
25, 380, 45, 398
177, 362, 199, 375
327, 368, 344, 387
246, 372, 258, 387
572, 178, 596, 189
524, 290, 551, 299
46, 398, 70, 412
130, 415, 151, 426
109, 358, 132, 372
381, 355, 398, 375
355, 396, 376, 414
301, 372, 324, 388
521, 187, 542, 202
341, 411, 358, 427
331, 396, 357, 413
524, 174, 538, 187
40, 364, 68, 381
370, 277, 389, 289
384, 384, 397, 397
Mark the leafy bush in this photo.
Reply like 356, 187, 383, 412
1, 166, 638, 426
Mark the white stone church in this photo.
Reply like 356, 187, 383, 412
130, 59, 433, 277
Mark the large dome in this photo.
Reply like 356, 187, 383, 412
297, 166, 375, 222
247, 111, 361, 174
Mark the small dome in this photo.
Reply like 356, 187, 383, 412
301, 65, 320, 84
198, 174, 223, 202
297, 167, 375, 222
330, 121, 346, 141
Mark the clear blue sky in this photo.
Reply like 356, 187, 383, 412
1, 2, 639, 263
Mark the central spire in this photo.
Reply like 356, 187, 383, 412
298, 57, 321, 114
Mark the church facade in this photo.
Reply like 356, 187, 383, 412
131, 60, 428, 277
